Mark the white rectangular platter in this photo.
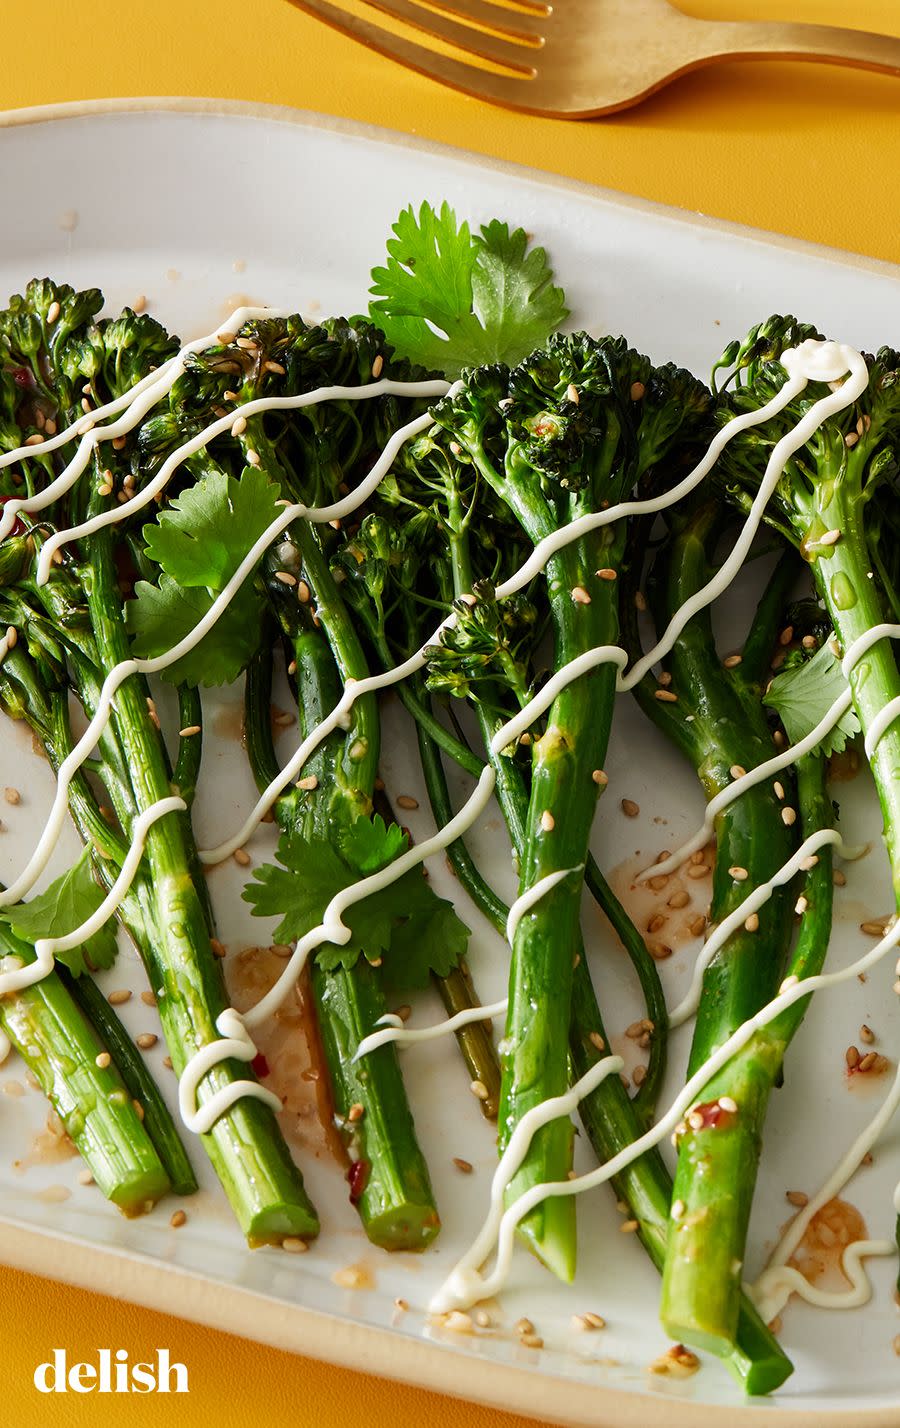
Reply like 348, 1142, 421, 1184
1, 98, 900, 1427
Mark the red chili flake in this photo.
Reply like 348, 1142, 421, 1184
347, 1159, 370, 1205
10, 367, 32, 389
251, 1052, 270, 1079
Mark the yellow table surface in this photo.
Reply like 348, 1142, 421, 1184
4, 1, 900, 1423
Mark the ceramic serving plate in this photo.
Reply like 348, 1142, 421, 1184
1, 99, 900, 1427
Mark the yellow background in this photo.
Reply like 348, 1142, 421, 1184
3, 0, 900, 1423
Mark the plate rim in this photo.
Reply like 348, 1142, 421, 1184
1, 95, 898, 1426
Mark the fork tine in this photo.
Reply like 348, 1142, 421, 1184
287, 0, 536, 99
356, 0, 537, 70
413, 0, 547, 44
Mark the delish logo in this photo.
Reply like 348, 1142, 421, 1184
34, 1349, 188, 1394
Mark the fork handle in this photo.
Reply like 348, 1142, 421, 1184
699, 18, 900, 76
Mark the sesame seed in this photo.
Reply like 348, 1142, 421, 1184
169, 1209, 187, 1228
687, 864, 708, 881
571, 585, 591, 605
833, 868, 847, 886
297, 580, 311, 603
112, 435, 127, 451
621, 798, 640, 818
540, 810, 555, 832
396, 795, 419, 811
634, 590, 648, 611
630, 381, 645, 401
347, 1102, 365, 1123
179, 725, 201, 738
657, 671, 672, 687
210, 938, 227, 959
795, 896, 808, 915
648, 875, 669, 891
687, 1112, 704, 1131
596, 568, 617, 582
394, 1297, 409, 1311
589, 1031, 606, 1051
719, 1096, 738, 1113
282, 1236, 309, 1254
655, 689, 678, 703
140, 991, 157, 1006
785, 1190, 808, 1208
773, 729, 786, 748
620, 1219, 639, 1233
818, 528, 842, 547
860, 1023, 875, 1044
136, 1033, 158, 1051
688, 915, 706, 937
858, 1051, 878, 1072
781, 807, 797, 826
246, 449, 261, 467
46, 300, 61, 324
453, 1157, 473, 1173
729, 865, 748, 881
264, 360, 286, 375
861, 919, 888, 936
77, 1168, 94, 1186
744, 913, 760, 933
233, 848, 251, 867
668, 890, 689, 909
800, 854, 818, 870
671, 1199, 686, 1220
729, 765, 746, 780
520, 1333, 543, 1350
470, 1080, 489, 1101
297, 775, 319, 791
371, 354, 384, 379
25, 433, 45, 446
514, 1318, 533, 1336
632, 1065, 647, 1087
647, 913, 666, 934
846, 1045, 860, 1070
163, 1056, 173, 1069
625, 1020, 645, 1039
565, 383, 579, 405
275, 570, 297, 587
845, 431, 858, 448
582, 1311, 606, 1330
107, 989, 131, 1006
723, 653, 742, 668
3, 787, 20, 806
780, 975, 799, 993
95, 1052, 111, 1069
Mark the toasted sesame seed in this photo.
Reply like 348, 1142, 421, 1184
233, 848, 251, 867
520, 1333, 544, 1350
729, 765, 746, 780
719, 1096, 738, 1113
246, 449, 261, 467
781, 807, 797, 826
296, 774, 319, 792
571, 585, 592, 605
729, 865, 748, 881
632, 1065, 647, 1087
107, 989, 131, 1006
3, 787, 20, 806
687, 1112, 704, 1131
589, 1031, 605, 1051
169, 1209, 187, 1228
514, 1318, 534, 1336
687, 864, 708, 881
625, 1020, 645, 1039
795, 896, 808, 915
275, 570, 297, 586
723, 653, 742, 668
397, 795, 419, 810
648, 875, 669, 891
179, 725, 201, 738
210, 938, 227, 959
647, 913, 666, 934
582, 1311, 606, 1329
297, 580, 311, 603
596, 568, 617, 582
744, 913, 760, 933
861, 919, 888, 936
592, 769, 608, 786
655, 689, 678, 703
541, 810, 556, 832
846, 1045, 861, 1070
282, 1236, 309, 1254
657, 671, 672, 687
818, 528, 842, 547
163, 1056, 173, 1069
25, 433, 45, 446
140, 991, 157, 1006
833, 868, 847, 886
136, 1033, 158, 1051
858, 1051, 879, 1072
394, 1297, 409, 1311
95, 1052, 111, 1069
77, 1168, 94, 1186
46, 300, 61, 324
845, 431, 858, 448
470, 1079, 489, 1100
860, 1023, 875, 1044
346, 1102, 365, 1123
370, 353, 385, 379
453, 1157, 473, 1173
648, 939, 673, 960
785, 1189, 808, 1208
621, 798, 640, 818
630, 381, 645, 401
620, 1219, 639, 1233
264, 360, 286, 375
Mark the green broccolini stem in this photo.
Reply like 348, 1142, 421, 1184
83, 526, 318, 1244
0, 923, 170, 1215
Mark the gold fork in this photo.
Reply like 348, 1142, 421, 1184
285, 0, 900, 117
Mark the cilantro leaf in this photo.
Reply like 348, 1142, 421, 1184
340, 813, 408, 874
242, 822, 469, 984
0, 850, 118, 977
369, 202, 568, 377
764, 641, 861, 756
126, 468, 282, 687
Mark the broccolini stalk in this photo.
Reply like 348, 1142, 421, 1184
423, 339, 711, 1279
624, 498, 813, 1356
0, 282, 317, 1243
243, 600, 441, 1251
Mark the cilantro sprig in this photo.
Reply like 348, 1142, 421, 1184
243, 814, 469, 991
369, 202, 569, 377
764, 640, 861, 757
0, 850, 118, 977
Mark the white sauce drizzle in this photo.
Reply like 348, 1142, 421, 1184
177, 1007, 282, 1134
352, 865, 582, 1061
749, 1059, 900, 1322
